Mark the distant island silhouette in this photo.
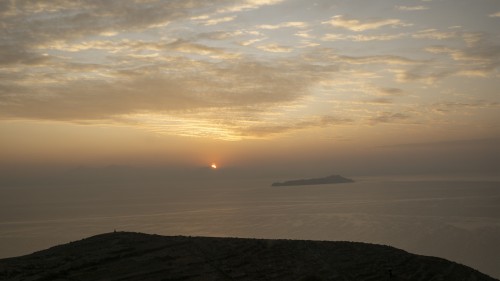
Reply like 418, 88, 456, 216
272, 174, 354, 186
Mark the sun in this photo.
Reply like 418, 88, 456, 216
211, 163, 217, 169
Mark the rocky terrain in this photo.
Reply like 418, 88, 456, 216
0, 232, 496, 281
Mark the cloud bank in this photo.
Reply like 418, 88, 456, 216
0, 0, 498, 141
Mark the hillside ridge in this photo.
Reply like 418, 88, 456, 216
0, 231, 497, 281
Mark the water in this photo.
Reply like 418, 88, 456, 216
1, 178, 499, 278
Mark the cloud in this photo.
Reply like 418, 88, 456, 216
202, 16, 237, 26
294, 30, 315, 39
322, 33, 406, 42
115, 108, 354, 140
1, 0, 350, 141
257, 44, 293, 53
364, 98, 393, 104
0, 0, 287, 64
0, 0, 225, 66
377, 87, 406, 97
323, 15, 408, 32
1, 0, 497, 142
412, 29, 457, 40
36, 38, 241, 60
217, 0, 284, 13
424, 46, 455, 55
456, 45, 500, 64
298, 41, 320, 48
489, 11, 500, 18
239, 38, 266, 46
396, 5, 429, 11
462, 32, 483, 47
380, 138, 500, 149
369, 112, 411, 124
306, 47, 422, 69
394, 67, 453, 84
424, 40, 500, 75
337, 54, 422, 65
345, 85, 406, 101
239, 115, 352, 137
395, 62, 493, 82
167, 40, 240, 59
404, 34, 500, 81
257, 21, 308, 30
0, 56, 327, 132
0, 45, 52, 65
432, 100, 499, 114
197, 31, 243, 41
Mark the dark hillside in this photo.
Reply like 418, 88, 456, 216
0, 232, 496, 281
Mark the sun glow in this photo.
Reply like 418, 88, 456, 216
211, 163, 217, 169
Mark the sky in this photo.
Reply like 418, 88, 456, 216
0, 0, 499, 179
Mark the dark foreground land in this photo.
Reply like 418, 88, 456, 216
0, 232, 497, 281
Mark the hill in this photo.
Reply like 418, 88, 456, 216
0, 232, 496, 281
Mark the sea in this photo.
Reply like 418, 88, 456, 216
1, 177, 499, 278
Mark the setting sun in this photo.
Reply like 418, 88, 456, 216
211, 163, 217, 169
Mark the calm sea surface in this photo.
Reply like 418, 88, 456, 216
1, 178, 499, 278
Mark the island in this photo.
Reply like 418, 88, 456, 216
272, 174, 354, 186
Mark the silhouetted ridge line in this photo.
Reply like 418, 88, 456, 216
0, 232, 497, 281
272, 174, 354, 186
